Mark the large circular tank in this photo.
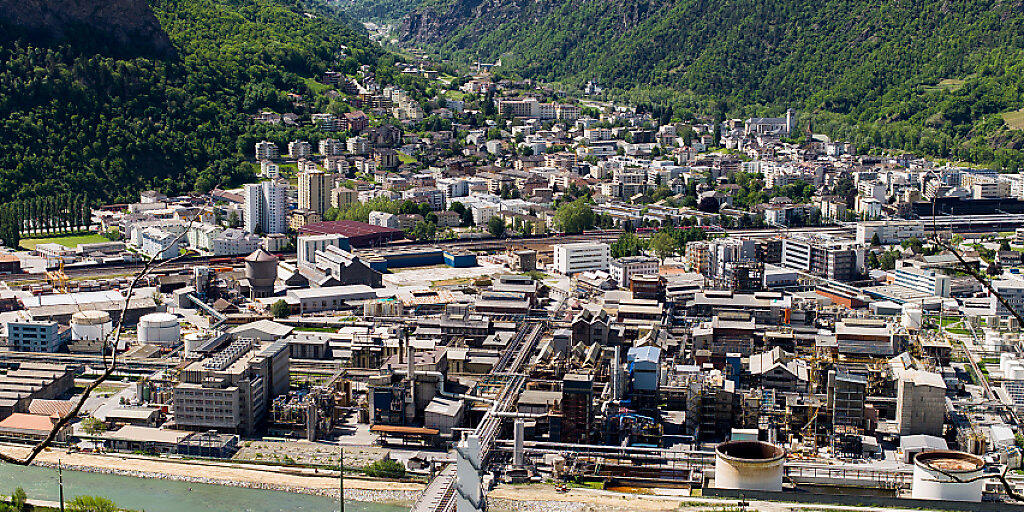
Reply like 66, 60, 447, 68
244, 248, 278, 297
70, 310, 113, 342
713, 440, 786, 491
912, 450, 985, 502
137, 313, 181, 346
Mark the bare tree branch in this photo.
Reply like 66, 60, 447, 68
0, 207, 206, 466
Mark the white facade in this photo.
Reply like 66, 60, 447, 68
609, 256, 660, 287
244, 181, 287, 234
255, 141, 278, 160
893, 266, 951, 297
211, 229, 262, 256
856, 221, 924, 245
297, 234, 348, 267
553, 242, 610, 275
139, 227, 180, 260
288, 140, 312, 159
368, 211, 399, 229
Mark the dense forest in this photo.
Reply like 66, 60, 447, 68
0, 0, 379, 203
400, 0, 1024, 169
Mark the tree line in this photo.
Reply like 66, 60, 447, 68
0, 194, 93, 248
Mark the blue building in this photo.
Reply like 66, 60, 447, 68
626, 346, 661, 392
7, 321, 69, 353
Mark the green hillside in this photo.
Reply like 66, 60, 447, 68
0, 0, 379, 203
402, 0, 1024, 168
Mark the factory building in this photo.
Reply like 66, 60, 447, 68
172, 338, 289, 435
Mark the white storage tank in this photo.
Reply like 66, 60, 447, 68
70, 310, 113, 341
713, 440, 786, 491
137, 313, 180, 346
911, 450, 986, 502
183, 333, 204, 359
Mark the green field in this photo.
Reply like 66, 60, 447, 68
1002, 109, 1024, 131
20, 233, 107, 250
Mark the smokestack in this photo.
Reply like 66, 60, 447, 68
513, 419, 525, 466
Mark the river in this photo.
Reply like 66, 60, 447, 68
0, 463, 405, 512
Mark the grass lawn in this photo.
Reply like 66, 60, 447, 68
1002, 109, 1024, 131
923, 78, 966, 93
397, 152, 418, 165
946, 327, 970, 336
20, 232, 106, 250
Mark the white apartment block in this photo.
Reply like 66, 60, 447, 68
319, 138, 345, 156
255, 141, 278, 161
140, 227, 180, 260
893, 266, 951, 297
259, 160, 280, 179
211, 229, 262, 256
609, 256, 660, 287
553, 242, 610, 275
856, 221, 924, 245
347, 136, 370, 155
244, 181, 287, 234
368, 211, 399, 229
288, 140, 312, 159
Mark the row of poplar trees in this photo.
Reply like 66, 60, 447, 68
0, 194, 93, 249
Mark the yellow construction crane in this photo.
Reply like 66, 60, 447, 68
46, 259, 69, 293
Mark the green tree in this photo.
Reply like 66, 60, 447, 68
649, 230, 677, 262
67, 495, 120, 512
610, 232, 644, 258
553, 198, 595, 234
270, 299, 290, 318
487, 216, 506, 238
82, 417, 107, 436
871, 232, 881, 246
365, 457, 406, 479
10, 487, 26, 512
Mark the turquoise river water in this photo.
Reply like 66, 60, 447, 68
0, 463, 404, 512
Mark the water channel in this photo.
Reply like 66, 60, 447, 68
0, 463, 405, 512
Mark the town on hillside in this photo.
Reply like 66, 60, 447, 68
4, 55, 1024, 511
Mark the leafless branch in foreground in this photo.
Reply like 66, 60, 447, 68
0, 210, 204, 466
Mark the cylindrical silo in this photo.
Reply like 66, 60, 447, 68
912, 450, 986, 502
244, 248, 278, 298
713, 440, 786, 491
183, 333, 204, 359
70, 310, 113, 341
137, 313, 181, 346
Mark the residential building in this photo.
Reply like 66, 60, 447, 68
330, 187, 358, 209
368, 211, 399, 229
139, 227, 180, 260
243, 181, 287, 234
553, 242, 610, 274
780, 235, 862, 281
254, 141, 278, 160
298, 169, 330, 215
319, 138, 344, 156
856, 221, 925, 245
609, 256, 659, 287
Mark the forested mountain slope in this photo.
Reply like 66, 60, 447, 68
0, 0, 378, 203
402, 0, 1024, 168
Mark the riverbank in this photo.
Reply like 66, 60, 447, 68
0, 445, 423, 506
